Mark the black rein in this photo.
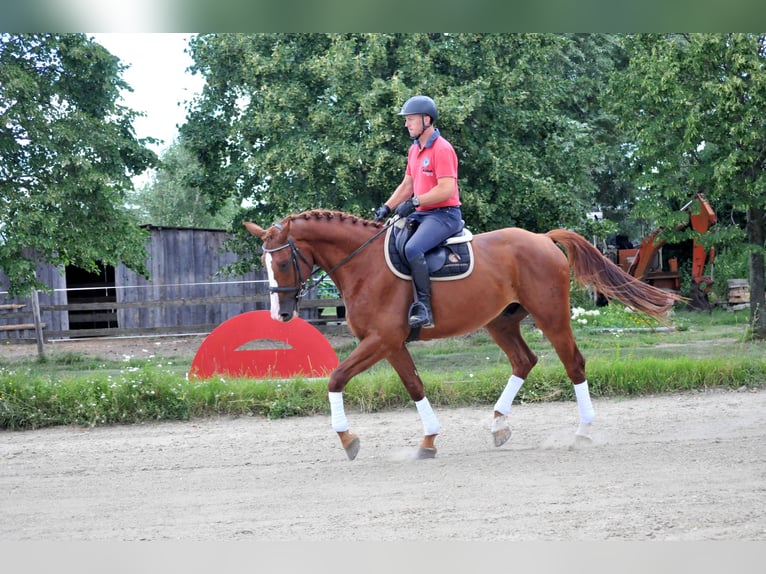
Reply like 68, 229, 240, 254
262, 216, 399, 301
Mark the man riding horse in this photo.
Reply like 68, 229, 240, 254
374, 95, 463, 329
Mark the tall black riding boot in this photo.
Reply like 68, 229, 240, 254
408, 253, 434, 328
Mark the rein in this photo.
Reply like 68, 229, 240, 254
263, 216, 399, 300
323, 216, 399, 278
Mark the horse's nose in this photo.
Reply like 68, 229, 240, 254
279, 311, 293, 322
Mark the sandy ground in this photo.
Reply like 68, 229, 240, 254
1, 369, 764, 541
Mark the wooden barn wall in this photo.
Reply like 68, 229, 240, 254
35, 263, 69, 332
0, 261, 68, 340
116, 227, 268, 330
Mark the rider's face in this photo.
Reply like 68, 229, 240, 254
404, 114, 429, 138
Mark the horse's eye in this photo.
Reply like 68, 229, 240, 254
277, 261, 289, 272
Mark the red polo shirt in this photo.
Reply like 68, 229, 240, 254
405, 131, 461, 210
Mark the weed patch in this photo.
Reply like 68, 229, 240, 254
1, 307, 763, 429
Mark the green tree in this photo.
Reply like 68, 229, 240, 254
0, 34, 158, 296
609, 34, 766, 337
128, 140, 240, 229
181, 33, 626, 263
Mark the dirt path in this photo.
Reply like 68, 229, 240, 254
1, 387, 763, 541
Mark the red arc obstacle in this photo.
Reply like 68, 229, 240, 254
189, 311, 339, 379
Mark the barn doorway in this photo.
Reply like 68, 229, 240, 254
65, 262, 118, 334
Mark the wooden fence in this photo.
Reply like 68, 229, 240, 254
1, 280, 348, 351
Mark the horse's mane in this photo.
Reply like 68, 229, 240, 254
282, 209, 383, 229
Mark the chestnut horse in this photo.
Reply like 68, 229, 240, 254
245, 210, 678, 461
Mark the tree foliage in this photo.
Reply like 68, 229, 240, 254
0, 33, 158, 296
127, 140, 240, 229
609, 33, 766, 336
181, 33, 627, 263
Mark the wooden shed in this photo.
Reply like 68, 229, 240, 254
114, 225, 268, 332
1, 226, 270, 341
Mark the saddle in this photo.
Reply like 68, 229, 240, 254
384, 218, 474, 281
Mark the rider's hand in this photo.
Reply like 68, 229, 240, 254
395, 199, 416, 218
373, 204, 391, 222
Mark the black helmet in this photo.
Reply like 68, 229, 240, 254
398, 95, 438, 122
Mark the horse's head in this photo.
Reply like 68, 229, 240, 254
244, 220, 315, 322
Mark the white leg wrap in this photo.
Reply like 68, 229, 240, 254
328, 391, 349, 432
574, 380, 595, 424
493, 374, 525, 415
415, 397, 440, 436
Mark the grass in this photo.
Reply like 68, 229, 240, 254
1, 306, 764, 430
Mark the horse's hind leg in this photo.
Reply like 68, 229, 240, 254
533, 307, 595, 442
484, 308, 539, 447
386, 347, 440, 459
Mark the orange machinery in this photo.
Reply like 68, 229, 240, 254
618, 194, 716, 310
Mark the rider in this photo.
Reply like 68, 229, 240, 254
374, 95, 463, 329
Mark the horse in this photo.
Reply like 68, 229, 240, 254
244, 210, 679, 461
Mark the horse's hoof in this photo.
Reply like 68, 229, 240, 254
344, 436, 360, 460
491, 415, 512, 447
493, 427, 512, 447
575, 423, 592, 438
416, 447, 437, 459
573, 422, 593, 447
574, 433, 593, 446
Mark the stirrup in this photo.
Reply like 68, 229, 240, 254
408, 302, 433, 328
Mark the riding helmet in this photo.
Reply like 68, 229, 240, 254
398, 95, 438, 121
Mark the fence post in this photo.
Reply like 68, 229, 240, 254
31, 288, 45, 358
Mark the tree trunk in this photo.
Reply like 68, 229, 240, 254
747, 205, 765, 339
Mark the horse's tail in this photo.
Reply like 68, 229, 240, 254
546, 229, 683, 321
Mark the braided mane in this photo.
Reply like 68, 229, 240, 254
283, 210, 383, 228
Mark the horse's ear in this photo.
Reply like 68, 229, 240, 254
244, 221, 267, 239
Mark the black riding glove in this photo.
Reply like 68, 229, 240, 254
395, 199, 416, 218
373, 204, 391, 222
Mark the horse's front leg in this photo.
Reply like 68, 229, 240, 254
386, 347, 439, 459
485, 314, 539, 447
327, 336, 393, 461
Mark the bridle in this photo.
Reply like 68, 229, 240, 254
262, 235, 315, 302
262, 217, 399, 306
